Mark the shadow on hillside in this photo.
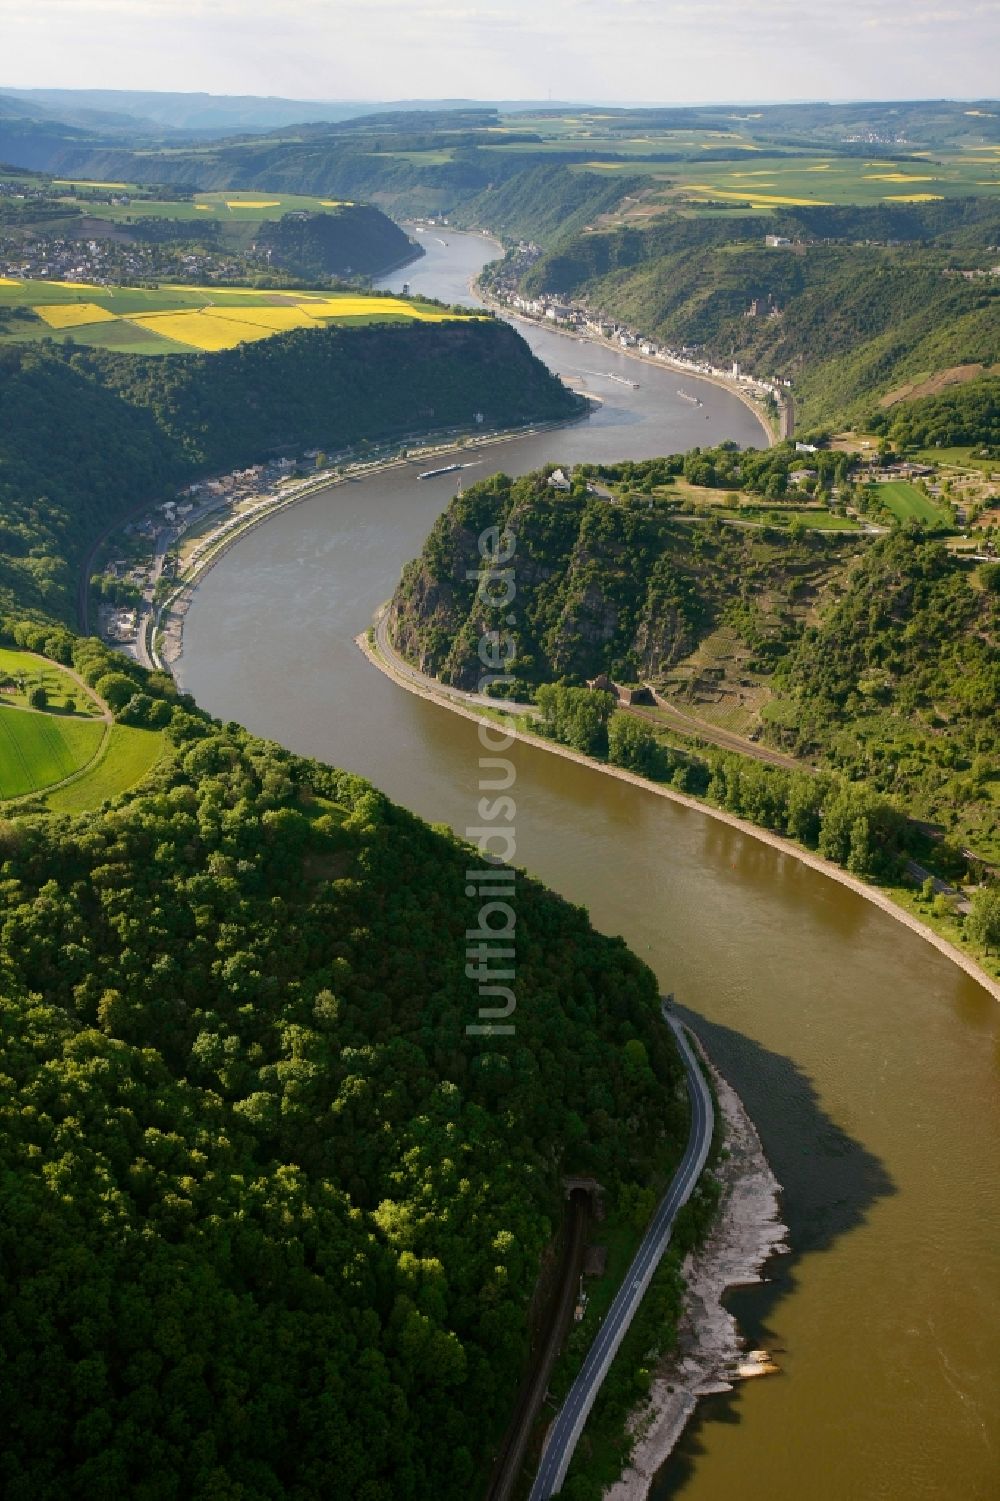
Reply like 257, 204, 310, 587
649, 1007, 896, 1499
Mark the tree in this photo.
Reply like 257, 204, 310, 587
607, 712, 668, 778
534, 684, 614, 757
966, 885, 1000, 953
95, 671, 141, 712
27, 684, 47, 709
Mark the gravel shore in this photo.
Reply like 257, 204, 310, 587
604, 1049, 788, 1500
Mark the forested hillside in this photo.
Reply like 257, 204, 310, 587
390, 466, 1000, 864
253, 204, 420, 279
871, 374, 1000, 453
0, 638, 686, 1500
452, 164, 644, 245
390, 464, 856, 691
518, 206, 1000, 426
0, 319, 579, 622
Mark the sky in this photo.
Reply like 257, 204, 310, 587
2, 0, 999, 104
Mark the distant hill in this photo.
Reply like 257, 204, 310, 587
254, 204, 420, 279
0, 90, 574, 135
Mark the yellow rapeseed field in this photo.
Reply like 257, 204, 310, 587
300, 297, 460, 322
686, 186, 832, 206
0, 276, 475, 352
205, 305, 318, 331
126, 311, 275, 351
225, 200, 281, 209
866, 173, 936, 182
300, 297, 413, 317
33, 302, 118, 328
884, 193, 944, 202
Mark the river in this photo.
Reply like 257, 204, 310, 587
177, 230, 1000, 1501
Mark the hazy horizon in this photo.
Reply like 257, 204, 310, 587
4, 85, 1000, 108
4, 0, 999, 106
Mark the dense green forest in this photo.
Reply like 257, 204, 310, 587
245, 204, 419, 279
0, 320, 579, 622
0, 634, 688, 1500
390, 466, 1000, 866
515, 206, 1000, 426
870, 374, 1000, 452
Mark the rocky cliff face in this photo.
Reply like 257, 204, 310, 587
389, 469, 847, 696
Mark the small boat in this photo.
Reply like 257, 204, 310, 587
677, 389, 703, 406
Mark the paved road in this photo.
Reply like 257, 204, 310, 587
528, 1010, 714, 1499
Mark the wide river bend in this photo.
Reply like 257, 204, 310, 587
178, 230, 1000, 1501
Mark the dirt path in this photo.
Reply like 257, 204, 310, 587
631, 697, 806, 774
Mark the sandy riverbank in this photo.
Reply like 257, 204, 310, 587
605, 1046, 788, 1501
357, 626, 1000, 1004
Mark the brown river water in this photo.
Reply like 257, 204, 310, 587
177, 230, 1000, 1500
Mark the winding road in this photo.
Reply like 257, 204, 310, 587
528, 1009, 714, 1499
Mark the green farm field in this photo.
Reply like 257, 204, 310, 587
42, 724, 165, 812
567, 152, 1000, 212
56, 189, 357, 223
871, 480, 951, 525
0, 710, 105, 799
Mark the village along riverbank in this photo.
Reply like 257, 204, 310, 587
177, 229, 1000, 1501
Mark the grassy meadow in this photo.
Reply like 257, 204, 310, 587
42, 725, 165, 812
871, 480, 951, 525
0, 647, 164, 806
0, 710, 105, 799
0, 647, 102, 714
